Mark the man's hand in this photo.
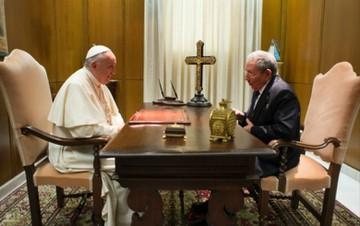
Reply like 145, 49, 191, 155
233, 108, 244, 120
244, 118, 253, 132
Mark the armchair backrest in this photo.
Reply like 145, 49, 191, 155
0, 49, 53, 166
301, 62, 360, 164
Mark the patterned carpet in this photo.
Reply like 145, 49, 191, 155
0, 183, 359, 226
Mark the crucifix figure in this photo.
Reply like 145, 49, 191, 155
185, 40, 216, 107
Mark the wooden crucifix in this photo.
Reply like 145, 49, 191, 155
185, 40, 216, 107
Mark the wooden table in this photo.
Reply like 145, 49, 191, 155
100, 104, 275, 226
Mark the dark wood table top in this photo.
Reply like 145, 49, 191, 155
100, 104, 275, 189
101, 104, 275, 157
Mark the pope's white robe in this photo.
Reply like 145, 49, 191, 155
48, 67, 132, 226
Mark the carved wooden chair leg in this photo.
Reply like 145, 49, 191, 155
318, 163, 341, 226
93, 150, 104, 226
56, 186, 65, 208
179, 190, 185, 219
25, 166, 42, 226
258, 190, 270, 225
290, 190, 300, 209
320, 187, 337, 226
92, 185, 104, 225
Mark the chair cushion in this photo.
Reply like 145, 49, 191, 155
261, 155, 331, 193
34, 161, 92, 190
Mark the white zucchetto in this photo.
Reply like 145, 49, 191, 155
85, 45, 111, 59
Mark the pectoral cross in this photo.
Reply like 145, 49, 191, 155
185, 40, 216, 107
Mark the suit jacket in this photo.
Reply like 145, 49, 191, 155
239, 75, 301, 177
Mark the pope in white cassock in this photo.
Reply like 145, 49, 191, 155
47, 45, 132, 226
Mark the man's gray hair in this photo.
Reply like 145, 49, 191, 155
246, 50, 277, 75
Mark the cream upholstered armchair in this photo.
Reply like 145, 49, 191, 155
258, 62, 360, 226
0, 49, 107, 225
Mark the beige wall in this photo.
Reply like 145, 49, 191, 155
262, 0, 360, 170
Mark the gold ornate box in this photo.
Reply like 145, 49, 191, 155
209, 99, 236, 142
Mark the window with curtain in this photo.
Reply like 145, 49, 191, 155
144, 0, 262, 110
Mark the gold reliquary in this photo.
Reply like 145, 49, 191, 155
209, 99, 236, 142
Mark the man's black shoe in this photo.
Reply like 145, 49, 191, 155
186, 201, 209, 226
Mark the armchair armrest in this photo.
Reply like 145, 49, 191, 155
268, 137, 341, 193
21, 125, 109, 146
269, 137, 341, 152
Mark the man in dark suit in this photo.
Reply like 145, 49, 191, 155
187, 51, 301, 225
236, 50, 301, 177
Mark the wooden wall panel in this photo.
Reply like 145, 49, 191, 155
53, 0, 87, 92
283, 0, 324, 85
5, 0, 56, 75
320, 0, 360, 73
261, 0, 283, 52
124, 0, 144, 80
122, 0, 144, 118
119, 80, 143, 120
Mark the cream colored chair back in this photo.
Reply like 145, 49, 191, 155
301, 62, 360, 164
0, 49, 53, 166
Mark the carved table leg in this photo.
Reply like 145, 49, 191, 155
207, 190, 244, 226
127, 189, 163, 226
169, 191, 176, 226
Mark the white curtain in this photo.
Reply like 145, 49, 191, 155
144, 0, 262, 110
